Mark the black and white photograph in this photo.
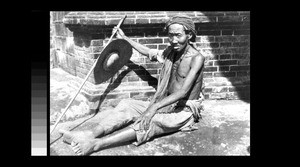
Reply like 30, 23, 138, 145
49, 11, 250, 156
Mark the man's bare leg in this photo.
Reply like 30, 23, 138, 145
59, 125, 105, 144
59, 107, 136, 144
71, 127, 137, 156
59, 99, 145, 146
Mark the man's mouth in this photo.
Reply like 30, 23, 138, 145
173, 45, 180, 49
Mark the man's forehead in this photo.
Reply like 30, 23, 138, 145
168, 24, 186, 33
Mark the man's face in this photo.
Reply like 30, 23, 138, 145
168, 24, 190, 52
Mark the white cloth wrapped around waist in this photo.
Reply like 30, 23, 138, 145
184, 98, 204, 122
157, 93, 205, 122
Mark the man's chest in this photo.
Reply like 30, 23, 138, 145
171, 58, 191, 78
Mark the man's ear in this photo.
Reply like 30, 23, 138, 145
187, 31, 193, 40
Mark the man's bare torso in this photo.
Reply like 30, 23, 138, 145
167, 46, 204, 100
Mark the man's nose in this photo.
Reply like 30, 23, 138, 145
170, 37, 178, 44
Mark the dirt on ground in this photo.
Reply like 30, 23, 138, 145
50, 68, 250, 156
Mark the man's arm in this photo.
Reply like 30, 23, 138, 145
138, 54, 204, 130
152, 54, 205, 111
113, 27, 151, 57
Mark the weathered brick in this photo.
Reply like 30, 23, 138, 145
232, 42, 249, 47
144, 91, 156, 97
237, 71, 249, 77
106, 93, 130, 100
204, 87, 213, 93
81, 19, 106, 25
205, 60, 214, 66
130, 92, 141, 98
212, 47, 227, 55
234, 29, 250, 35
237, 60, 249, 65
136, 19, 150, 24
76, 66, 89, 75
150, 18, 168, 24
204, 67, 218, 72
212, 87, 228, 93
123, 19, 135, 25
238, 11, 250, 15
147, 69, 159, 75
228, 77, 250, 86
126, 32, 145, 38
113, 75, 128, 83
195, 37, 201, 42
224, 12, 239, 16
76, 56, 95, 66
203, 78, 214, 83
209, 42, 219, 48
207, 81, 229, 87
198, 30, 221, 36
87, 11, 105, 15
158, 44, 168, 50
86, 53, 100, 59
218, 22, 245, 30
105, 19, 120, 25
219, 54, 231, 59
196, 43, 211, 48
221, 30, 234, 35
192, 16, 211, 23
214, 72, 236, 77
127, 76, 140, 82
219, 66, 230, 71
145, 44, 158, 49
91, 46, 103, 53
77, 60, 92, 70
230, 65, 250, 71
220, 42, 232, 48
201, 11, 225, 16
215, 36, 239, 42
126, 81, 142, 87
90, 40, 103, 46
218, 16, 243, 22
138, 38, 163, 44
214, 60, 237, 66
203, 72, 213, 78
54, 23, 68, 36
163, 38, 170, 43
125, 70, 138, 77
106, 15, 125, 19
210, 54, 219, 60
130, 57, 145, 63
158, 31, 168, 36
232, 54, 249, 59
228, 85, 250, 92
209, 92, 228, 99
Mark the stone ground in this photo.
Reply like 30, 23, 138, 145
50, 68, 250, 156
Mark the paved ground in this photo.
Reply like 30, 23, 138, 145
50, 68, 250, 156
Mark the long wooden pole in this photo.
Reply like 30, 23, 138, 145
50, 15, 127, 134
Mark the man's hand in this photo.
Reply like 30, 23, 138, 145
112, 27, 125, 39
138, 104, 158, 131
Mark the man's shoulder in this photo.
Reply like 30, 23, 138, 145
185, 48, 205, 69
186, 48, 204, 60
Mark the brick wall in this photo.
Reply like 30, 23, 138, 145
50, 11, 250, 107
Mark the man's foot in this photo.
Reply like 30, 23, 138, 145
59, 129, 94, 144
71, 139, 96, 156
